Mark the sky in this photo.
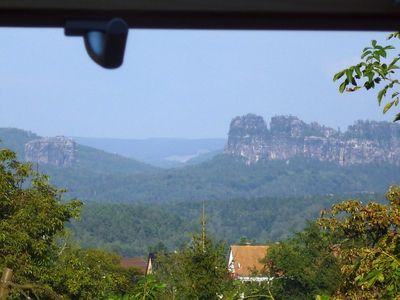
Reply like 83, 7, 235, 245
0, 28, 396, 139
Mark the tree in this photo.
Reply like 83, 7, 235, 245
220, 280, 275, 300
262, 223, 341, 300
0, 148, 140, 299
332, 32, 400, 299
179, 232, 229, 299
0, 148, 82, 298
49, 247, 141, 299
131, 274, 166, 300
318, 186, 400, 299
155, 212, 230, 300
334, 32, 400, 121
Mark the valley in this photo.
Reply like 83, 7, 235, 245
1, 114, 398, 255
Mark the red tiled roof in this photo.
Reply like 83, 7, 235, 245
120, 257, 147, 273
230, 245, 269, 277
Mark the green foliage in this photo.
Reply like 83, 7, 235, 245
68, 202, 194, 256
71, 144, 155, 175
179, 234, 228, 299
263, 223, 341, 300
68, 193, 367, 256
0, 148, 82, 298
155, 229, 229, 300
315, 296, 330, 300
45, 154, 400, 203
2, 128, 399, 203
220, 280, 275, 300
0, 148, 141, 299
0, 128, 38, 160
334, 33, 400, 121
48, 247, 141, 299
130, 275, 166, 300
318, 186, 400, 299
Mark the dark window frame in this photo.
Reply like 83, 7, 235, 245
0, 0, 400, 30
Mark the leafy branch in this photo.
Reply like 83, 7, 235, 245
334, 33, 400, 121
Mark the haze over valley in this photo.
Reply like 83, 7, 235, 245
3, 28, 400, 299
1, 114, 397, 255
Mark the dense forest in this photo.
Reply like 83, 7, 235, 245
1, 127, 397, 258
1, 146, 399, 299
0, 128, 156, 176
68, 193, 384, 256
46, 155, 399, 203
1, 128, 399, 205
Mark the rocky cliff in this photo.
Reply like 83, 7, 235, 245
25, 136, 76, 167
225, 114, 400, 166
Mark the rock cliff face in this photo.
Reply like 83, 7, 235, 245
225, 114, 400, 166
25, 136, 76, 167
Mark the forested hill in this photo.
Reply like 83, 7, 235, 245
1, 127, 400, 203
0, 128, 156, 175
69, 192, 384, 256
46, 155, 399, 202
0, 128, 39, 159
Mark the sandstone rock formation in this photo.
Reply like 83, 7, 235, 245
25, 136, 76, 167
225, 114, 400, 166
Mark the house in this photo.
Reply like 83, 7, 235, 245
120, 257, 148, 274
145, 253, 156, 275
228, 245, 270, 282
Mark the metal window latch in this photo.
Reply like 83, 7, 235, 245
65, 18, 128, 69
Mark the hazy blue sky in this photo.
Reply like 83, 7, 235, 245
0, 28, 395, 138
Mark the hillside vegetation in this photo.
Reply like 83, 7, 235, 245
69, 193, 383, 256
48, 155, 400, 202
0, 128, 39, 159
1, 127, 399, 203
0, 128, 156, 177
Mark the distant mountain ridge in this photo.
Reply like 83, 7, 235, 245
0, 128, 155, 175
0, 128, 39, 159
225, 114, 400, 166
1, 121, 399, 203
2, 124, 397, 257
